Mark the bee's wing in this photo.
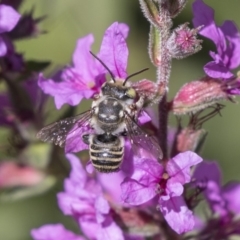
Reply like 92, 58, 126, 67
124, 113, 163, 160
36, 109, 93, 148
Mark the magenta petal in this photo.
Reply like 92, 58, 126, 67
57, 192, 77, 215
98, 22, 129, 78
121, 177, 156, 205
192, 0, 225, 51
163, 181, 183, 200
204, 61, 233, 79
31, 224, 84, 240
193, 161, 221, 186
132, 158, 163, 182
167, 151, 202, 184
95, 196, 110, 223
65, 126, 91, 153
80, 220, 100, 240
38, 74, 84, 109
0, 5, 20, 34
97, 218, 124, 240
97, 171, 125, 203
66, 154, 86, 186
72, 34, 102, 80
138, 111, 151, 125
221, 20, 240, 69
193, 161, 226, 215
159, 196, 195, 234
222, 182, 240, 214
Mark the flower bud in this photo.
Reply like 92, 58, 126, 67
171, 77, 228, 115
177, 128, 207, 153
167, 23, 202, 59
139, 0, 161, 27
168, 0, 187, 18
133, 79, 165, 104
8, 8, 46, 40
0, 162, 45, 188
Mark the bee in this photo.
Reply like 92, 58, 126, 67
37, 52, 162, 173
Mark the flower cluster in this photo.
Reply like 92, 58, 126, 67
172, 0, 240, 115
0, 2, 53, 201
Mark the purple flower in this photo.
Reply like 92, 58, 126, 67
38, 22, 129, 109
192, 0, 240, 79
121, 151, 202, 234
56, 154, 124, 240
0, 4, 20, 57
193, 161, 240, 217
31, 224, 85, 240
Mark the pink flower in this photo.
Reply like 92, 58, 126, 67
121, 151, 202, 234
0, 4, 20, 57
193, 161, 240, 217
31, 154, 125, 240
38, 22, 129, 109
31, 224, 85, 240
192, 0, 240, 79
0, 162, 45, 188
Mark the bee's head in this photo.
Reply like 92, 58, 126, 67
89, 51, 148, 101
101, 80, 137, 101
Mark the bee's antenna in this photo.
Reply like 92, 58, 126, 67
123, 68, 149, 86
89, 51, 116, 82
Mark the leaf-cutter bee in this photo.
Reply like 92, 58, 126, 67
37, 52, 162, 173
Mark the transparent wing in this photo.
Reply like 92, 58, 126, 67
124, 112, 163, 160
36, 109, 93, 148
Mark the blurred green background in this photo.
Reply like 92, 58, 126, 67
1, 0, 240, 239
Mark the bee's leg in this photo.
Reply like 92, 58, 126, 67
134, 96, 146, 120
135, 95, 145, 110
82, 134, 90, 145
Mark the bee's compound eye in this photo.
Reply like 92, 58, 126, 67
126, 88, 136, 98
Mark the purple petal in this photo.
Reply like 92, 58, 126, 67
65, 126, 91, 153
192, 0, 226, 54
193, 161, 221, 186
167, 151, 202, 184
0, 5, 20, 34
97, 217, 124, 240
31, 224, 84, 240
222, 181, 240, 214
221, 20, 240, 69
98, 22, 129, 79
95, 196, 110, 223
121, 177, 156, 205
38, 74, 81, 109
193, 161, 226, 215
66, 154, 86, 186
159, 196, 195, 234
97, 171, 125, 203
204, 61, 233, 79
73, 34, 104, 83
79, 219, 100, 240
0, 36, 7, 56
57, 192, 77, 215
131, 158, 163, 182
138, 110, 151, 125
162, 181, 183, 200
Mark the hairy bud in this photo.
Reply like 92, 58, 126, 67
171, 77, 229, 115
177, 128, 207, 153
167, 23, 202, 59
8, 8, 46, 40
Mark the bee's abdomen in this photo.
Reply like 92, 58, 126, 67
89, 135, 124, 173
